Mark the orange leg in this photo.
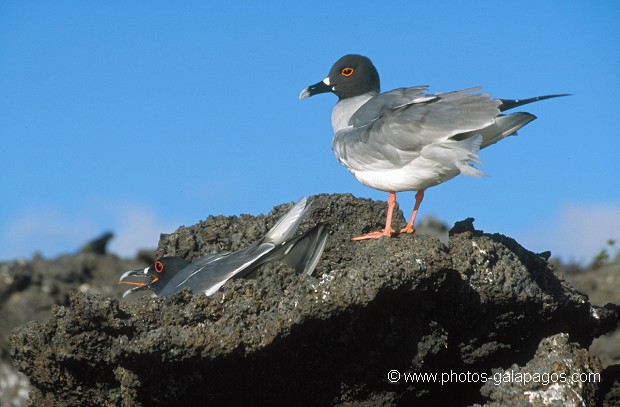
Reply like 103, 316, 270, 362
352, 191, 397, 241
399, 190, 425, 234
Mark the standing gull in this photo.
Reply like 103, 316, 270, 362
300, 54, 568, 240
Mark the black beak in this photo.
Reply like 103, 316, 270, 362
299, 79, 333, 100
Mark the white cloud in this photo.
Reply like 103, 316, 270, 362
514, 202, 620, 265
0, 203, 181, 261
107, 204, 179, 257
1, 208, 99, 260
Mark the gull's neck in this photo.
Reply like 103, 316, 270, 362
331, 92, 376, 132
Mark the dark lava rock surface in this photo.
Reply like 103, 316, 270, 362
475, 333, 602, 406
8, 194, 620, 406
0, 235, 152, 406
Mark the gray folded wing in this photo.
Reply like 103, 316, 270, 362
334, 87, 502, 171
348, 86, 434, 127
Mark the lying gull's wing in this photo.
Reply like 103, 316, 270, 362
157, 241, 275, 296
262, 197, 310, 245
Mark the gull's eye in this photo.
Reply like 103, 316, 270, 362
341, 67, 355, 77
154, 261, 164, 273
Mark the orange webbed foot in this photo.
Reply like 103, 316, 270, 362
351, 229, 394, 241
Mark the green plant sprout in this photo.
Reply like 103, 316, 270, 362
593, 239, 618, 267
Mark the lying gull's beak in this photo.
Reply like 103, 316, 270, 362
119, 267, 152, 298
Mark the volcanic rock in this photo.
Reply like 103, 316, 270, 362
8, 194, 620, 406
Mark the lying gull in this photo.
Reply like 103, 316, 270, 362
119, 197, 328, 297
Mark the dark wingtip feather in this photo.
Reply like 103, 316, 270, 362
499, 93, 571, 112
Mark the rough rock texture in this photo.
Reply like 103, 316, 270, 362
8, 194, 620, 406
0, 236, 152, 407
476, 333, 602, 407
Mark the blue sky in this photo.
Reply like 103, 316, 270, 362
1, 1, 619, 264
